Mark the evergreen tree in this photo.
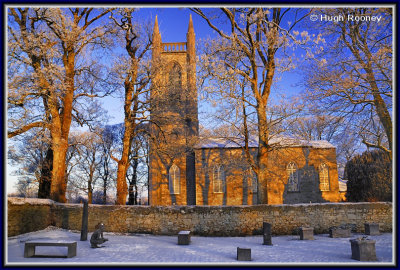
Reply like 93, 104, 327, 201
345, 150, 392, 202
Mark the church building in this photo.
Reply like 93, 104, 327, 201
148, 15, 341, 206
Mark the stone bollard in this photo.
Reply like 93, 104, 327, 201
350, 237, 377, 261
237, 247, 251, 261
262, 222, 273, 245
364, 223, 380, 236
178, 231, 191, 245
299, 227, 314, 240
329, 226, 351, 238
80, 201, 88, 241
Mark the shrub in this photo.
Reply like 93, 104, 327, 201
345, 150, 392, 202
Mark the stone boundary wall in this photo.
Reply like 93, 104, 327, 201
7, 197, 392, 237
7, 198, 53, 237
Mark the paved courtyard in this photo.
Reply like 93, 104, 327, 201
6, 226, 394, 266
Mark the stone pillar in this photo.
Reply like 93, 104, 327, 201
350, 238, 377, 261
178, 231, 191, 245
364, 223, 380, 235
80, 201, 88, 241
237, 247, 251, 261
262, 222, 273, 245
299, 227, 314, 240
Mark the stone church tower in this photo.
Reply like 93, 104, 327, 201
148, 15, 341, 206
149, 15, 198, 205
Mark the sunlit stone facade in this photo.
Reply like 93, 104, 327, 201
149, 17, 341, 206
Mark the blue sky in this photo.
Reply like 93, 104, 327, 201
9, 7, 392, 194
103, 7, 307, 125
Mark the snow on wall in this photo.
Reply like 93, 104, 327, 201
7, 197, 54, 205
7, 198, 392, 237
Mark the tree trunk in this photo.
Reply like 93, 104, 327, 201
115, 105, 136, 204
342, 22, 392, 156
256, 104, 269, 205
49, 137, 68, 203
116, 162, 128, 205
48, 49, 75, 203
365, 67, 393, 155
115, 128, 132, 205
128, 153, 138, 205
38, 147, 53, 198
128, 183, 134, 205
102, 151, 110, 204
134, 184, 138, 205
88, 180, 93, 204
103, 176, 107, 204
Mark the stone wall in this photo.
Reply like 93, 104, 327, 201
7, 198, 392, 237
195, 146, 341, 206
7, 198, 53, 237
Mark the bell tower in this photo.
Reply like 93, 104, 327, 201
149, 15, 198, 205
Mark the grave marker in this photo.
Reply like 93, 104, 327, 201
80, 201, 88, 241
329, 226, 351, 238
178, 230, 191, 245
350, 237, 377, 261
364, 223, 380, 236
237, 247, 251, 261
262, 222, 272, 245
299, 227, 314, 240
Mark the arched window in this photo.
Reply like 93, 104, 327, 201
169, 164, 180, 194
319, 163, 330, 191
287, 162, 299, 192
168, 62, 182, 90
213, 165, 225, 193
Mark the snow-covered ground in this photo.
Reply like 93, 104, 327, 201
6, 226, 394, 266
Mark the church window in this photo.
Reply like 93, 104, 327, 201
287, 162, 299, 192
213, 165, 225, 193
169, 164, 180, 194
319, 163, 330, 191
168, 62, 182, 90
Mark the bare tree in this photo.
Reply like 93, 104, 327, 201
98, 125, 118, 204
8, 130, 49, 197
109, 9, 152, 205
126, 132, 149, 205
8, 8, 116, 202
14, 177, 37, 198
304, 8, 392, 157
284, 105, 361, 179
193, 8, 310, 203
69, 131, 103, 203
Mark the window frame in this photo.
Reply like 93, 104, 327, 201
286, 162, 299, 192
169, 164, 180, 194
319, 163, 330, 191
213, 165, 225, 193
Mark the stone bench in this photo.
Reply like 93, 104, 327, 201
24, 241, 77, 258
237, 247, 251, 261
329, 227, 351, 238
178, 230, 191, 245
